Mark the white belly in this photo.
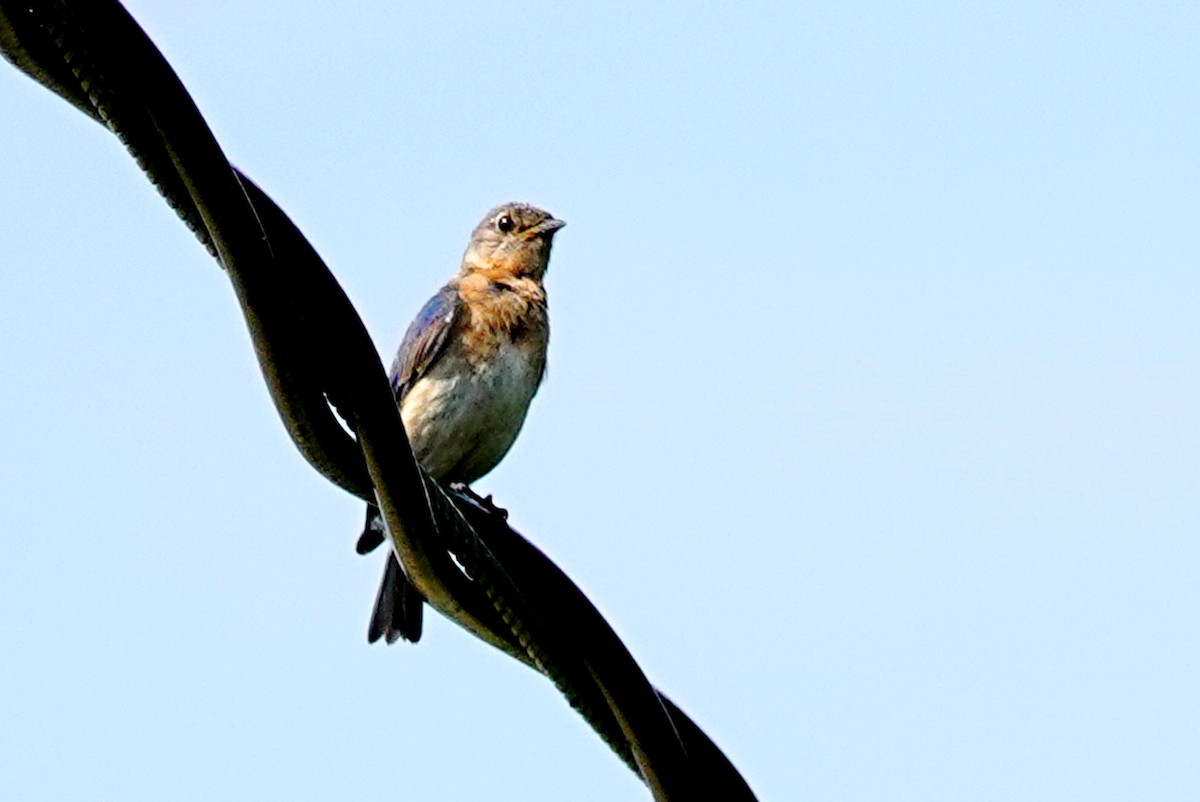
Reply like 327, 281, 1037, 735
399, 342, 542, 482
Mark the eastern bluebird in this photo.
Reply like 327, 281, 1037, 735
356, 202, 565, 644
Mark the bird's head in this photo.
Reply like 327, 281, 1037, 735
461, 203, 565, 281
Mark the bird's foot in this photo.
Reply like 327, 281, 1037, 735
448, 482, 510, 520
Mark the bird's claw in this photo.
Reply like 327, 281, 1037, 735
448, 482, 510, 520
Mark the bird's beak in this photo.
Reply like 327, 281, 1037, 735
537, 217, 567, 235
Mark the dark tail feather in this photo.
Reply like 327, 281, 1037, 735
368, 552, 425, 644
356, 503, 386, 554
358, 503, 424, 643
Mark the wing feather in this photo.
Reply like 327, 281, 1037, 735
389, 282, 460, 402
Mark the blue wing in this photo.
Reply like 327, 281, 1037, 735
389, 282, 460, 403
353, 283, 461, 571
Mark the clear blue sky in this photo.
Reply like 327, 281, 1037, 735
2, 2, 1197, 799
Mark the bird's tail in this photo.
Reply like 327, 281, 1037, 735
358, 504, 425, 644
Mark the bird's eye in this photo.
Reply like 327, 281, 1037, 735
496, 214, 515, 233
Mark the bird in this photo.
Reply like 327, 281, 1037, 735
356, 202, 565, 645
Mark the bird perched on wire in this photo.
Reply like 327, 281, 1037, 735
355, 202, 565, 644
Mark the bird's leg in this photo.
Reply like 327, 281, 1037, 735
448, 482, 510, 521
